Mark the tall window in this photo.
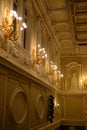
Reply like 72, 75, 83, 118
13, 0, 17, 10
13, 0, 18, 31
41, 25, 47, 67
36, 20, 42, 64
23, 8, 27, 49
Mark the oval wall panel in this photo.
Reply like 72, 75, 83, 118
36, 94, 45, 119
10, 87, 27, 124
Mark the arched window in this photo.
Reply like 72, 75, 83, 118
36, 19, 48, 68
10, 0, 23, 43
13, 0, 18, 11
23, 1, 34, 52
41, 25, 46, 67
23, 8, 27, 49
0, 0, 4, 25
41, 24, 49, 69
13, 0, 18, 31
36, 19, 42, 57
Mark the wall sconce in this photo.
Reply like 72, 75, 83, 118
1, 8, 27, 42
54, 99, 60, 110
50, 61, 57, 70
38, 46, 47, 59
49, 61, 57, 75
10, 10, 27, 30
36, 44, 47, 64
58, 70, 63, 79
59, 73, 64, 78
55, 103, 60, 109
48, 61, 64, 84
80, 76, 87, 90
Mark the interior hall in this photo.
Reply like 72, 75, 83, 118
0, 0, 87, 130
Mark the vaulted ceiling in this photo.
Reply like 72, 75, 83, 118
40, 0, 87, 56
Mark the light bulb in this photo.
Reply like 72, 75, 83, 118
38, 44, 40, 48
10, 10, 14, 17
18, 17, 22, 21
23, 22, 27, 28
45, 54, 47, 57
20, 27, 23, 30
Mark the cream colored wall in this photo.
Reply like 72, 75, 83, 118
61, 93, 87, 126
61, 57, 87, 126
61, 57, 87, 91
0, 62, 61, 130
65, 96, 83, 119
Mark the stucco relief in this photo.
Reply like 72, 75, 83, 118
70, 72, 78, 89
34, 63, 47, 78
11, 47, 20, 58
65, 62, 81, 91
24, 55, 33, 67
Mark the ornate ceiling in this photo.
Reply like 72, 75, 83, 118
37, 0, 87, 56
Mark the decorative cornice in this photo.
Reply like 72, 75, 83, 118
0, 56, 61, 94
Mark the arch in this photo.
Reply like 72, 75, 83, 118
65, 62, 82, 90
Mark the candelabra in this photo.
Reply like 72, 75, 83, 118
48, 61, 57, 76
48, 61, 63, 84
36, 44, 47, 64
